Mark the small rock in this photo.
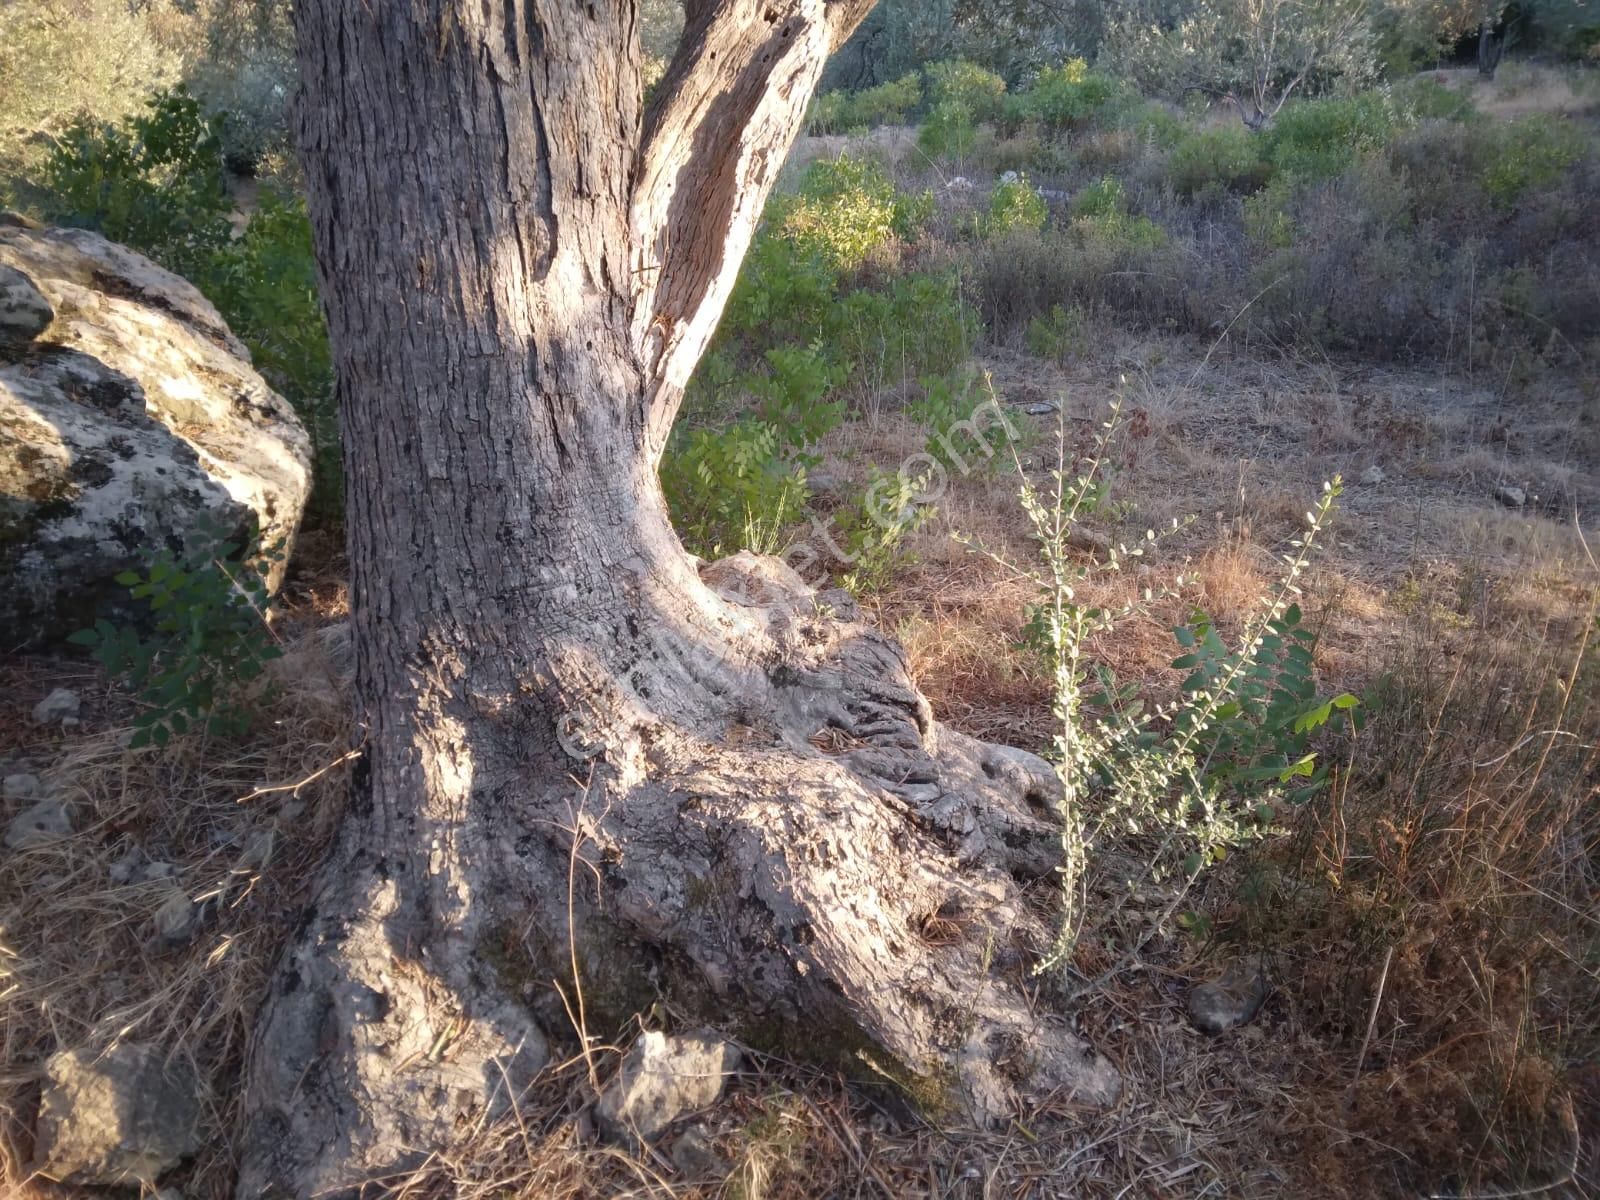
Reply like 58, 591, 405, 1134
2, 772, 43, 801
237, 828, 275, 871
947, 175, 974, 191
0, 263, 53, 352
139, 861, 176, 883
1186, 956, 1270, 1034
669, 1124, 723, 1177
1495, 485, 1526, 509
805, 469, 841, 498
1360, 465, 1386, 485
1000, 169, 1020, 184
1024, 402, 1059, 416
34, 1043, 202, 1185
5, 800, 73, 849
108, 847, 146, 885
32, 688, 81, 726
596, 1029, 741, 1144
152, 887, 199, 944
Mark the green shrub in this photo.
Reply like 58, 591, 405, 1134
1263, 93, 1401, 182
1242, 177, 1297, 248
207, 189, 340, 522
1070, 176, 1167, 249
1479, 114, 1585, 206
69, 517, 284, 748
1392, 77, 1478, 123
985, 173, 1048, 235
833, 271, 974, 392
836, 466, 931, 595
1025, 303, 1088, 362
723, 233, 839, 342
918, 99, 978, 161
924, 59, 1008, 123
908, 370, 1013, 473
1071, 175, 1130, 221
1117, 100, 1188, 150
663, 346, 844, 556
43, 88, 231, 277
1016, 58, 1120, 131
807, 73, 922, 134
1167, 126, 1267, 195
768, 153, 926, 273
661, 419, 810, 558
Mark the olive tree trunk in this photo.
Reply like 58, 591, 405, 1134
237, 4, 1117, 1195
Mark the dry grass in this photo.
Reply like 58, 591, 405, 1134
0, 626, 353, 1198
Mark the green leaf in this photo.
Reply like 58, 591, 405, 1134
1278, 753, 1318, 781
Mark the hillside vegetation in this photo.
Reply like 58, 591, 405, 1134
2, 6, 1597, 1198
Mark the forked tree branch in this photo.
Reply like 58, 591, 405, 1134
629, 0, 875, 458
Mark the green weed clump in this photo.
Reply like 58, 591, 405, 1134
924, 59, 1007, 123
1014, 58, 1120, 131
1024, 303, 1088, 362
69, 518, 284, 748
665, 155, 973, 560
1166, 125, 1267, 195
769, 154, 928, 272
43, 88, 231, 278
807, 72, 922, 135
1069, 176, 1165, 249
1478, 113, 1585, 206
1263, 92, 1401, 182
985, 172, 1047, 235
918, 100, 979, 161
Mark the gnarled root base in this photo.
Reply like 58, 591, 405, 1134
237, 554, 1119, 1199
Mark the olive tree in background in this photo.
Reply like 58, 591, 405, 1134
1105, 0, 1376, 128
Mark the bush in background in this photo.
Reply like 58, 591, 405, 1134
1166, 125, 1269, 194
985, 172, 1048, 235
924, 59, 1008, 123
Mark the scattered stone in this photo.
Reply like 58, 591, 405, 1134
669, 1124, 723, 1177
34, 1042, 202, 1185
32, 687, 80, 726
5, 800, 73, 849
946, 175, 974, 191
236, 828, 275, 871
108, 847, 146, 885
1360, 465, 1386, 485
999, 169, 1020, 185
0, 263, 53, 354
152, 887, 200, 945
2, 771, 44, 801
1187, 956, 1270, 1034
804, 469, 841, 498
596, 1030, 742, 1143
1495, 484, 1526, 509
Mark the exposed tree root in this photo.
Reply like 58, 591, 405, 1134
237, 554, 1118, 1198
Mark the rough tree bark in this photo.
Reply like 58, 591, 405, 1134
237, 4, 1118, 1195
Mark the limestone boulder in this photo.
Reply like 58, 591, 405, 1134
0, 223, 311, 641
